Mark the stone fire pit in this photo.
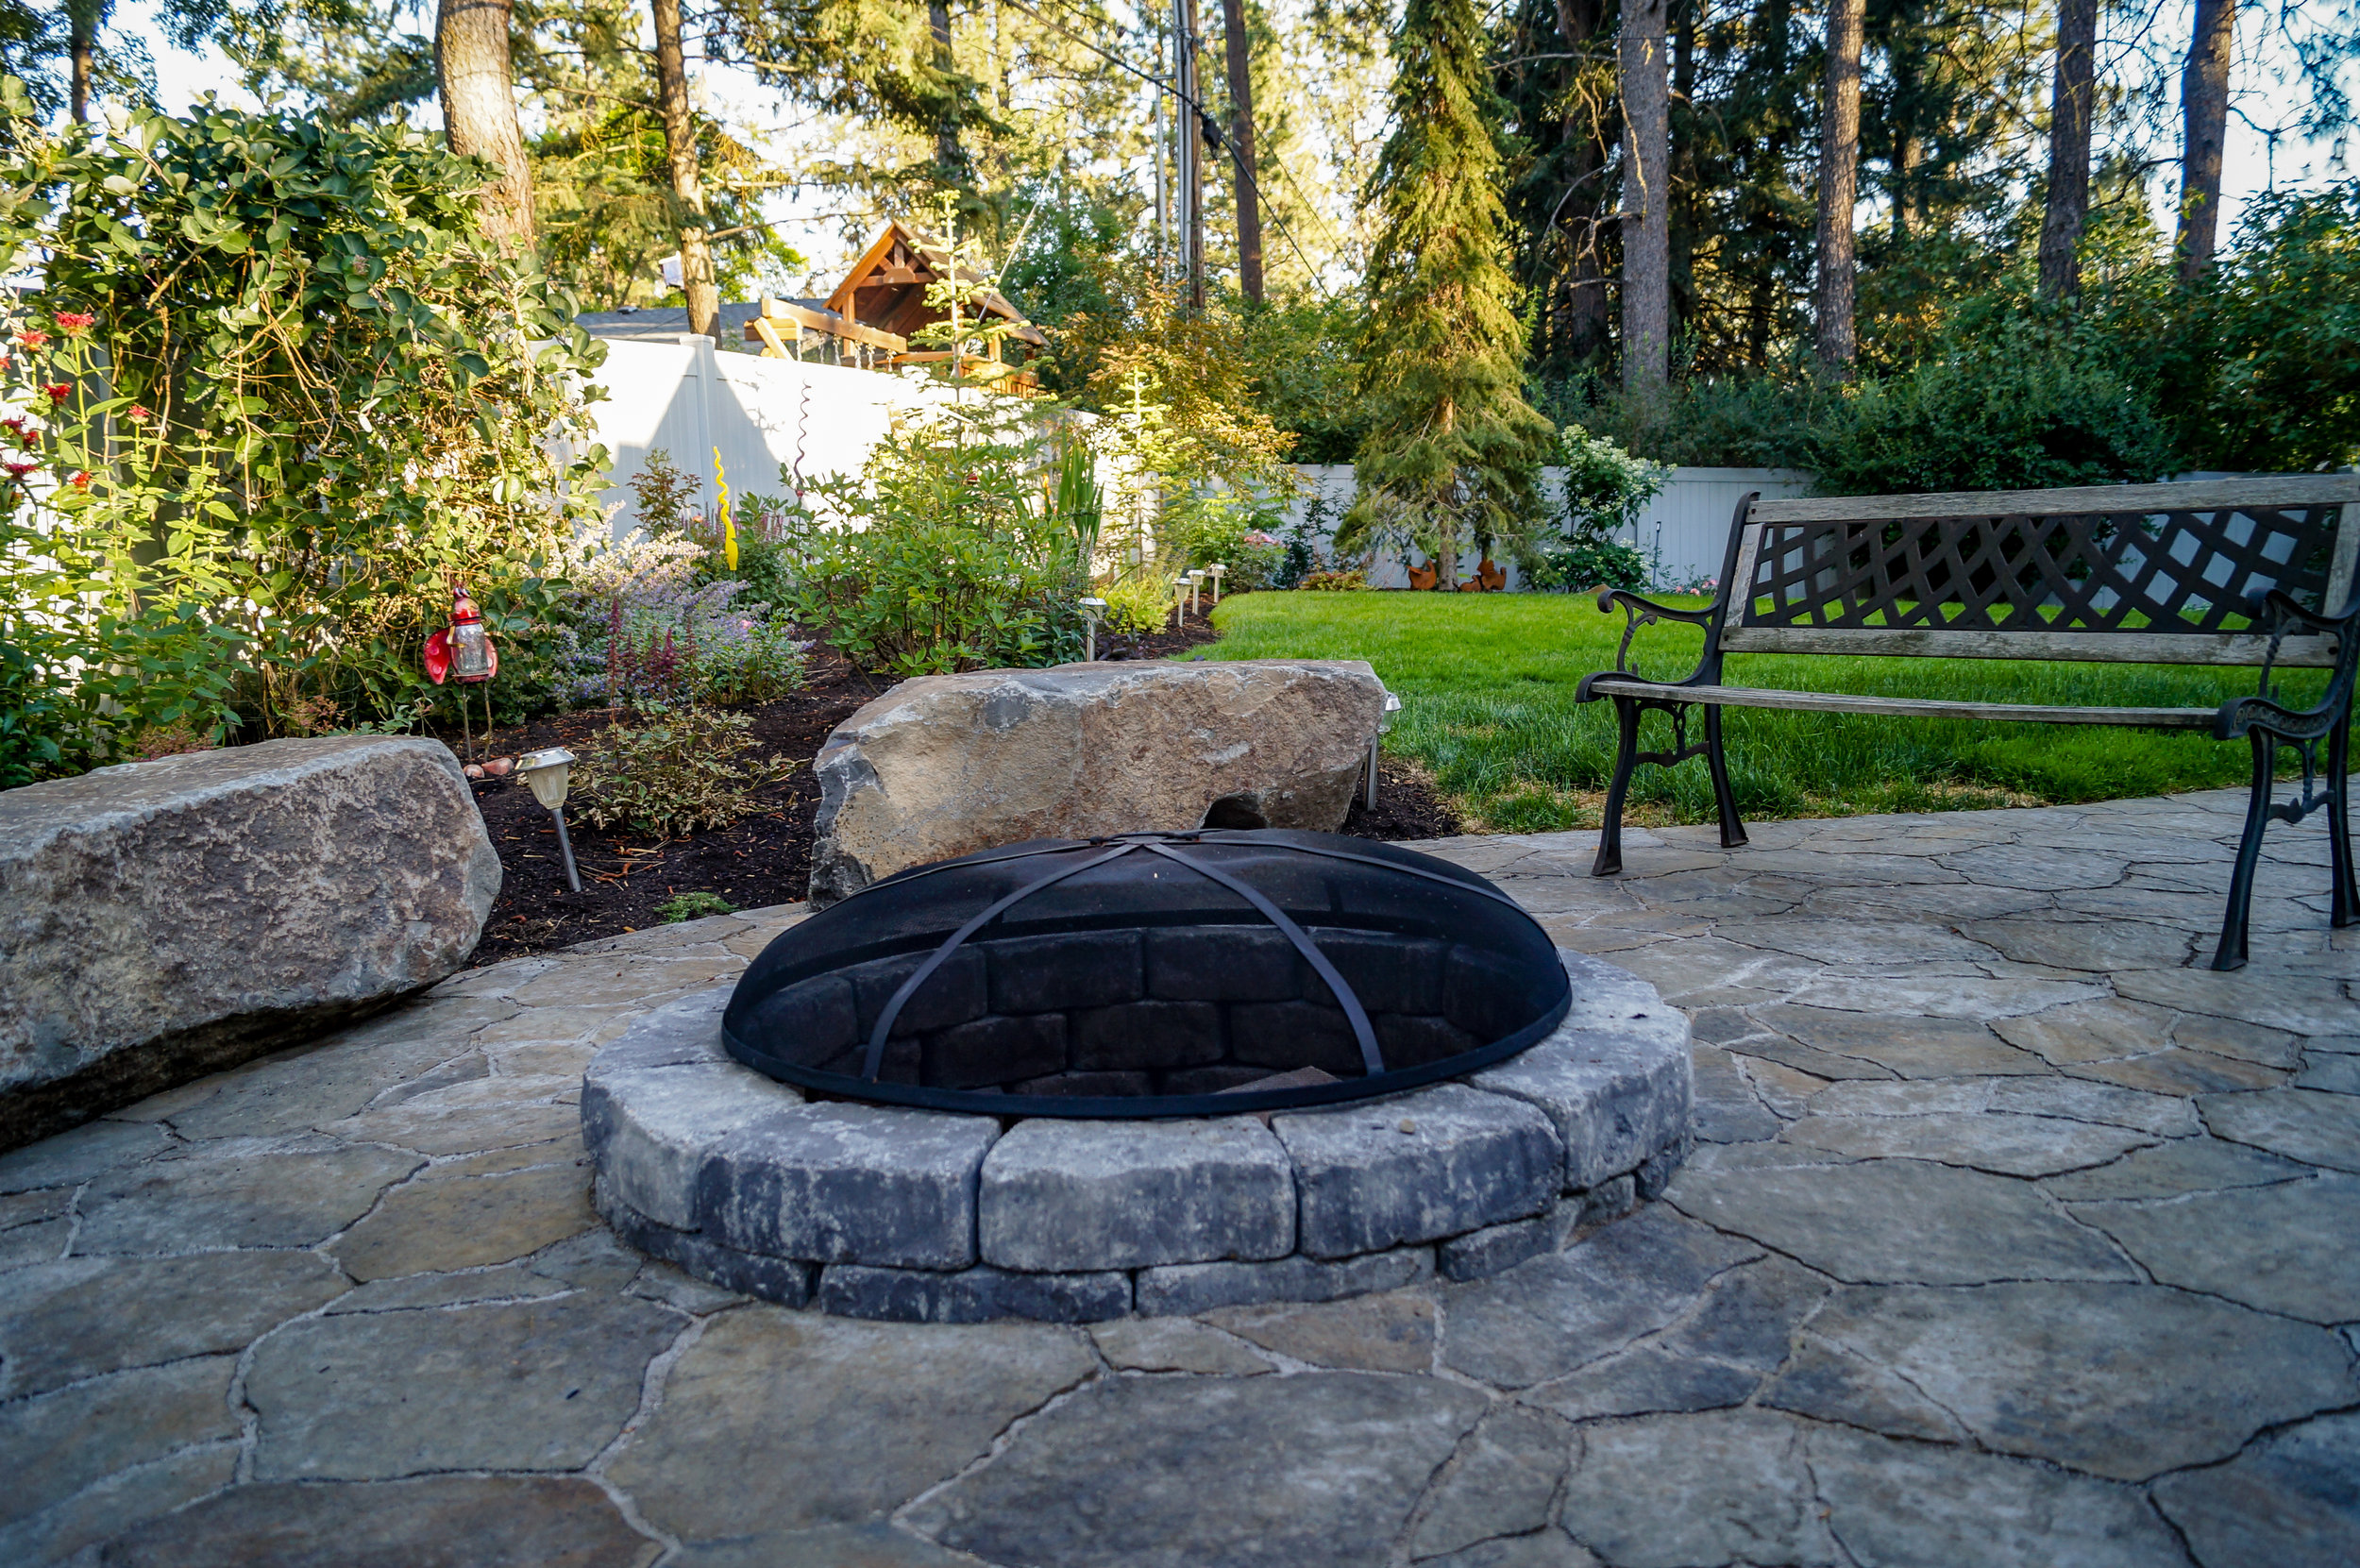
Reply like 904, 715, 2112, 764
582, 833, 1692, 1322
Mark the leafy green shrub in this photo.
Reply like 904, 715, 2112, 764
0, 89, 607, 769
1298, 568, 1370, 590
573, 707, 790, 837
1808, 344, 2175, 495
2146, 183, 2360, 473
1098, 572, 1175, 633
1527, 536, 1649, 593
779, 401, 1079, 674
1163, 490, 1288, 590
657, 891, 737, 922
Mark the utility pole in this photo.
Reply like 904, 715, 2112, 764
1174, 0, 1205, 310
1154, 16, 1169, 277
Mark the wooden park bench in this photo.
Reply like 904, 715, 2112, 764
1576, 475, 2360, 969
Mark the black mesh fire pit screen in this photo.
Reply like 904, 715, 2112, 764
724, 830, 1574, 1118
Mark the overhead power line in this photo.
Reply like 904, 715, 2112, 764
999, 0, 1336, 301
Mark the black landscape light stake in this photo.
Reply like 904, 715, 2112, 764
516, 748, 583, 892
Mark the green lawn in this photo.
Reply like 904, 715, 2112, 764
1193, 592, 2319, 834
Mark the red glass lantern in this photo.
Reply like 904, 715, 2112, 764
424, 586, 498, 684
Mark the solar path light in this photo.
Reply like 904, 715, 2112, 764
515, 747, 583, 893
1078, 597, 1107, 662
1366, 689, 1404, 810
1172, 576, 1190, 629
1206, 562, 1227, 602
1187, 567, 1206, 614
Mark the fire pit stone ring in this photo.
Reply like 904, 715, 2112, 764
582, 949, 1691, 1323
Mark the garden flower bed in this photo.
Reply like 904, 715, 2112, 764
451, 612, 1458, 965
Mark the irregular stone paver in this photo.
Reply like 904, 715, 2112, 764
1804, 1423, 2189, 1568
1768, 1282, 2353, 1479
1411, 1404, 1572, 1560
2150, 1410, 2360, 1568
904, 1372, 1488, 1567
2200, 1088, 2360, 1173
2, 795, 2351, 1564
70, 1137, 421, 1254
1087, 1316, 1272, 1375
2067, 1172, 2360, 1323
1202, 1290, 1435, 1373
604, 1307, 1095, 1540
1441, 1207, 1761, 1389
86, 1475, 662, 1567
1559, 1409, 1840, 1567
2038, 1135, 2313, 1200
246, 1293, 683, 1479
1776, 1110, 2159, 1176
332, 1160, 595, 1281
1667, 1156, 2136, 1284
0, 1250, 348, 1396
1, 1357, 237, 1533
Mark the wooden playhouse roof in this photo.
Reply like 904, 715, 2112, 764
823, 219, 1046, 348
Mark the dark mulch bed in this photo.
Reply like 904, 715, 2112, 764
452, 600, 1459, 965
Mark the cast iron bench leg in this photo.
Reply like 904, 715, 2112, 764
1593, 695, 1642, 877
1705, 706, 1747, 849
2213, 731, 2277, 971
2332, 713, 2358, 929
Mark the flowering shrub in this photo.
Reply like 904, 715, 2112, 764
1298, 568, 1371, 591
572, 707, 792, 837
0, 91, 608, 778
595, 577, 808, 707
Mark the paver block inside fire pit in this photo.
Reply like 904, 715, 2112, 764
979, 1117, 1296, 1272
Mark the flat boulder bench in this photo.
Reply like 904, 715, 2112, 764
1575, 475, 2360, 969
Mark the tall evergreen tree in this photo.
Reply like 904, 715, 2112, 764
1346, 0, 1552, 589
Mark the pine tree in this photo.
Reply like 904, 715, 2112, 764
1343, 0, 1553, 590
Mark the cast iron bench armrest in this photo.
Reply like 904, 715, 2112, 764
2216, 589, 2360, 743
1576, 586, 1728, 700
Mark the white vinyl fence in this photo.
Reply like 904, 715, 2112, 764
573, 342, 1813, 586
1283, 464, 1816, 590
580, 335, 935, 531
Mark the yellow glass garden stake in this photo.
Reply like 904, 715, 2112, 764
713, 446, 738, 571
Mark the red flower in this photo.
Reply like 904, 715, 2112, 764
69, 470, 90, 490
44, 384, 70, 403
55, 312, 93, 336
19, 329, 47, 348
6, 462, 37, 479
126, 404, 151, 422
2, 416, 24, 433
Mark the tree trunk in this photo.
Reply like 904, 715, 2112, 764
650, 0, 718, 340
67, 0, 97, 122
2038, 0, 2098, 299
435, 0, 536, 252
1813, 0, 1863, 370
2176, 0, 2234, 283
1222, 0, 1263, 302
1669, 0, 1696, 345
929, 0, 964, 182
1619, 0, 1670, 394
1552, 0, 1609, 361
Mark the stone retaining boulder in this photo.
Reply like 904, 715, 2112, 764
809, 660, 1390, 905
0, 737, 501, 1149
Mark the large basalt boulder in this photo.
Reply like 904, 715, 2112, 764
0, 737, 501, 1148
809, 660, 1389, 906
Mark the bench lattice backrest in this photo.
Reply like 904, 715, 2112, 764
1721, 477, 2360, 667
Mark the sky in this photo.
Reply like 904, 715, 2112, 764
116, 0, 2350, 293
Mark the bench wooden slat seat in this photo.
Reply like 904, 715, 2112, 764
1575, 474, 2360, 970
1576, 680, 2219, 729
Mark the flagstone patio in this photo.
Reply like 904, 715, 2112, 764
3, 787, 2354, 1567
